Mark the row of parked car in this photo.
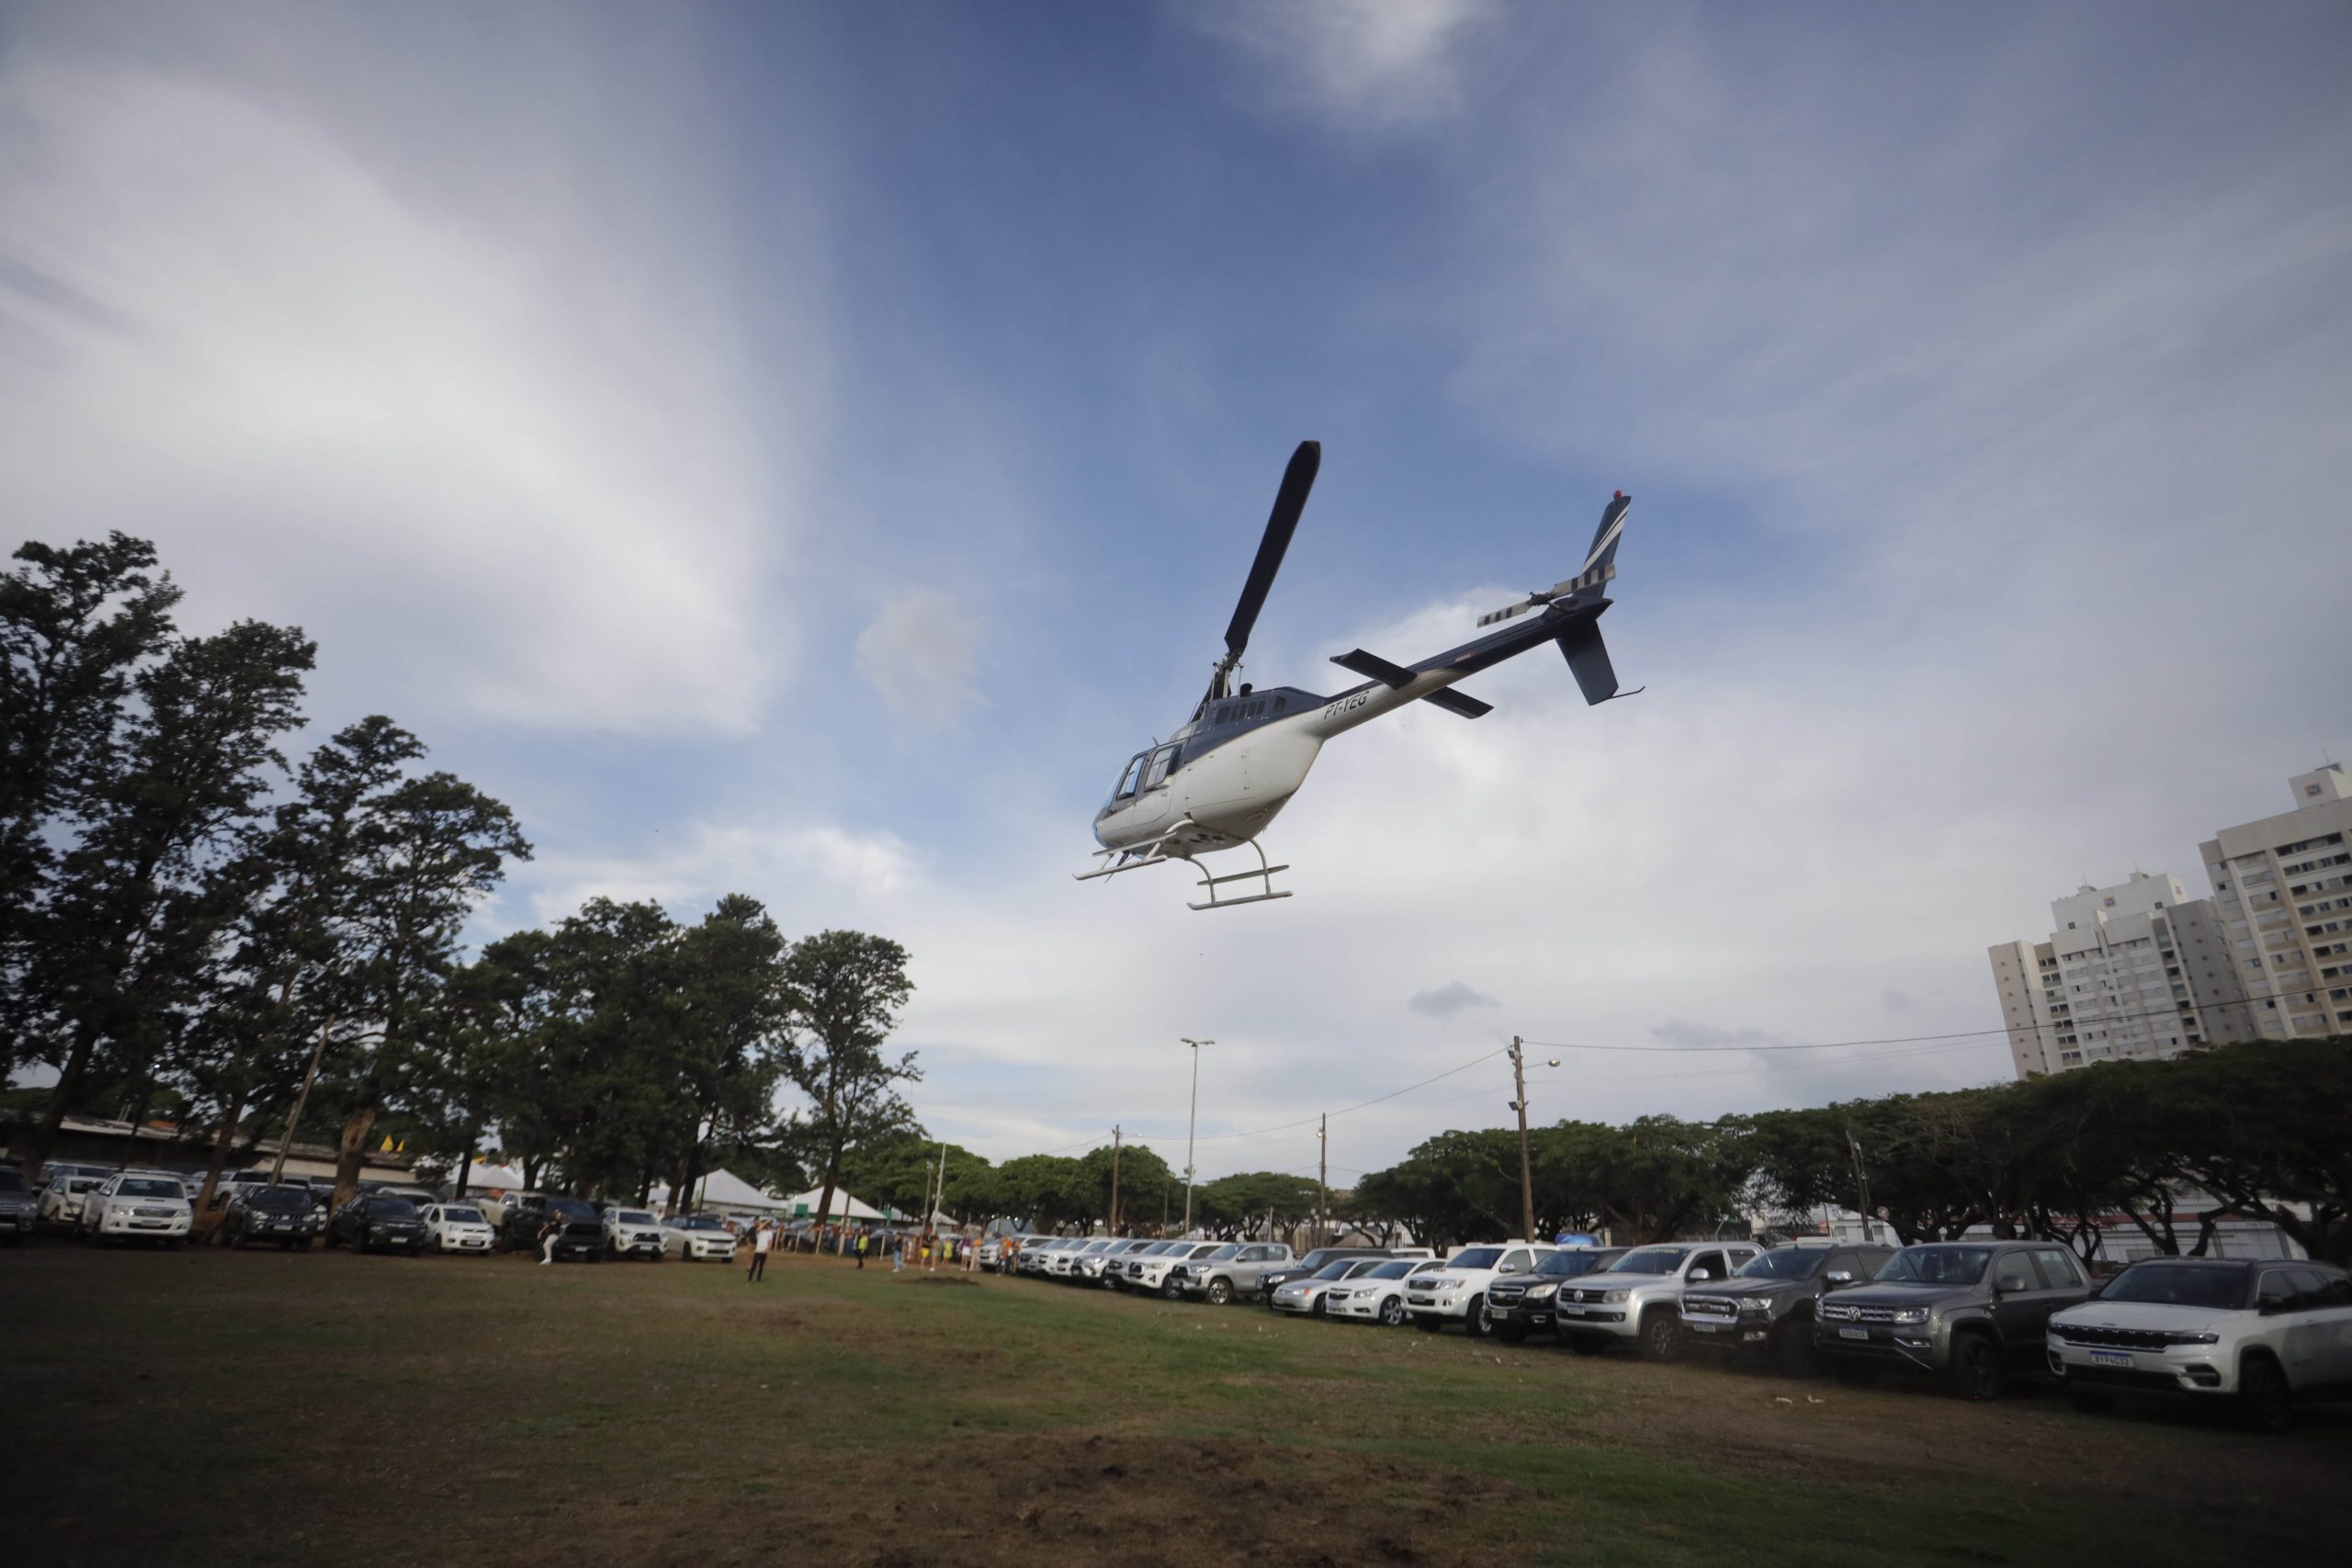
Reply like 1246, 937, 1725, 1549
6, 1165, 757, 1263
990, 1230, 2352, 1433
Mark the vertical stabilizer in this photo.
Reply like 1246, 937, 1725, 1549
1555, 619, 1619, 705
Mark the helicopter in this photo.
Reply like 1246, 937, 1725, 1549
1078, 440, 1640, 909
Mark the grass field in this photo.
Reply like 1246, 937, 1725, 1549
4, 1241, 2346, 1568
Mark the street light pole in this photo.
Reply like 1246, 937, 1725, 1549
1179, 1038, 1212, 1235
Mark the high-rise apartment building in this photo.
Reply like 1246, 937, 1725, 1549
1989, 871, 2252, 1078
2199, 764, 2352, 1039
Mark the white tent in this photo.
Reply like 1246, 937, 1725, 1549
457, 1157, 528, 1191
645, 1168, 793, 1215
779, 1186, 886, 1223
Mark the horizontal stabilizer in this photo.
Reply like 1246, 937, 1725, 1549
1330, 648, 1417, 689
1556, 620, 1619, 705
1420, 688, 1491, 719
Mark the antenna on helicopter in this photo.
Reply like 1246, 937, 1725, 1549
1198, 441, 1320, 716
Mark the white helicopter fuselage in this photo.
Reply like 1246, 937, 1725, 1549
1091, 664, 1471, 855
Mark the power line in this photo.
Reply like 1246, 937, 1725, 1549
1004, 978, 2346, 1172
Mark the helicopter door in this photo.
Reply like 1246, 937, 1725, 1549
1132, 744, 1179, 823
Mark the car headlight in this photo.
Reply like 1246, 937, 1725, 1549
1601, 1289, 1631, 1303
1891, 1306, 1929, 1325
2172, 1331, 2220, 1346
1740, 1298, 1770, 1314
1525, 1283, 1557, 1300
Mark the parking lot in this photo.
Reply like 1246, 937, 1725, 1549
5, 1238, 2346, 1568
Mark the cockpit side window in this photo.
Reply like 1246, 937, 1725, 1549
1114, 753, 1147, 800
1142, 745, 1179, 790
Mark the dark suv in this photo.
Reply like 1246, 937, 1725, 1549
1679, 1243, 1894, 1373
0, 1168, 33, 1246
220, 1184, 324, 1250
1815, 1240, 2091, 1400
1487, 1247, 1629, 1341
1258, 1247, 1393, 1303
500, 1195, 602, 1260
326, 1194, 428, 1256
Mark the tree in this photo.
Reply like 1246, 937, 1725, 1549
993, 1154, 1091, 1232
20, 618, 313, 1177
1080, 1140, 1172, 1234
1194, 1170, 1321, 1240
778, 931, 920, 1235
2157, 1038, 2352, 1265
314, 766, 529, 1210
187, 717, 428, 1209
656, 896, 793, 1212
0, 534, 180, 1071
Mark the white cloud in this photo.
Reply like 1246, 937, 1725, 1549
523, 822, 918, 930
855, 590, 984, 722
0, 51, 820, 736
1182, 0, 1497, 129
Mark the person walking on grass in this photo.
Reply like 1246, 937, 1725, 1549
854, 1229, 868, 1269
748, 1218, 773, 1284
891, 1232, 905, 1274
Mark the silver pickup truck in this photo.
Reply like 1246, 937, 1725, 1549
1555, 1240, 1762, 1360
1173, 1241, 1296, 1305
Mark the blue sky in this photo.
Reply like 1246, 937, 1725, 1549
5, 2, 2348, 1189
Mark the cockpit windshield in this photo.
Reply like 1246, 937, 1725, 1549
1114, 753, 1147, 800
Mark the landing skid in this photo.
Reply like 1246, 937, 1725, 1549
1074, 819, 1294, 911
1188, 839, 1292, 911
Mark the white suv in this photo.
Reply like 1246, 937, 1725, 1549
421, 1202, 496, 1255
1407, 1242, 1558, 1337
81, 1172, 193, 1246
602, 1207, 667, 1261
1555, 1240, 1761, 1360
2047, 1257, 2352, 1433
662, 1213, 741, 1261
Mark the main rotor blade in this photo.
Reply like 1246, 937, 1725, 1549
1224, 440, 1320, 660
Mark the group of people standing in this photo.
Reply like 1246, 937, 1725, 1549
735, 1217, 984, 1282
852, 1227, 981, 1273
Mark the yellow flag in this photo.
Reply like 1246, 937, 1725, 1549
380, 1134, 394, 1152
395, 1137, 407, 1152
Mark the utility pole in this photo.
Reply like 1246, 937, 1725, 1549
1109, 1124, 1124, 1235
1510, 1037, 1536, 1243
928, 1139, 948, 1237
1180, 1038, 1212, 1235
1844, 1122, 1873, 1245
268, 1013, 337, 1187
1317, 1113, 1329, 1251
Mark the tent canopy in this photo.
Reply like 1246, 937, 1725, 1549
780, 1186, 885, 1222
458, 1157, 528, 1191
643, 1168, 791, 1213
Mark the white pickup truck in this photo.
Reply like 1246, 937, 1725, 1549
1406, 1242, 1558, 1337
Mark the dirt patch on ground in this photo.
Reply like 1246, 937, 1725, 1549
501, 1431, 1533, 1568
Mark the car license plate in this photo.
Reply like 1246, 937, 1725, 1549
1692, 1322, 1721, 1333
1838, 1326, 1868, 1340
2089, 1350, 2132, 1369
